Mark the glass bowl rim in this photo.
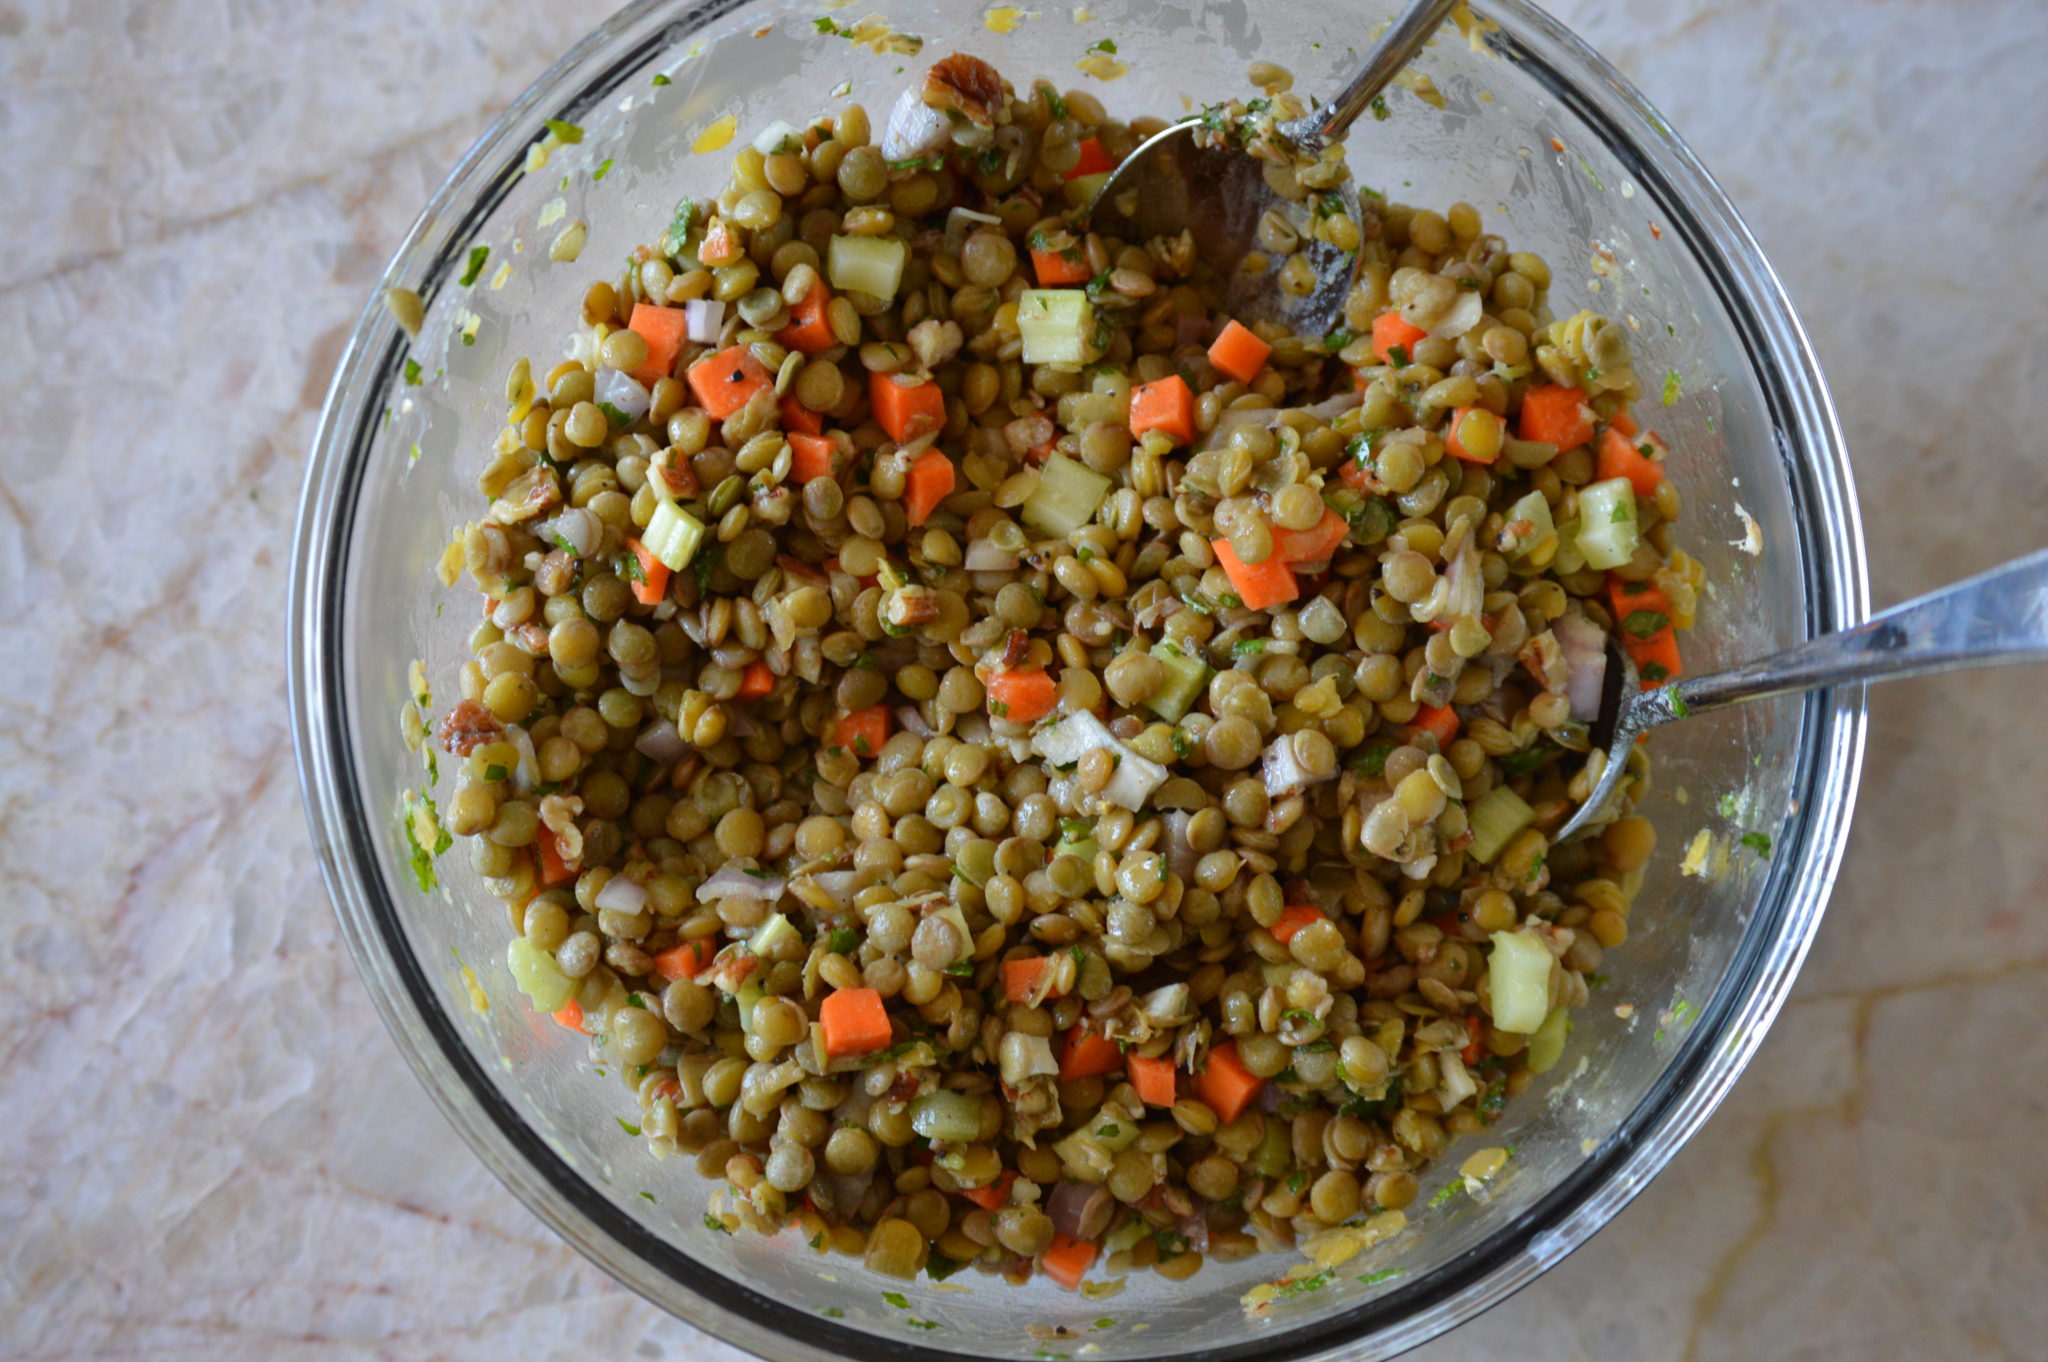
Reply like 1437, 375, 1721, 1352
288, 2, 1869, 1358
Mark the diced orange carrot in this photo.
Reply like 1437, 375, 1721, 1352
1443, 406, 1498, 464
1597, 425, 1667, 497
776, 275, 836, 355
1040, 1234, 1097, 1291
1622, 625, 1682, 688
787, 432, 838, 485
1025, 437, 1057, 466
1067, 136, 1115, 180
1370, 310, 1428, 366
780, 392, 825, 436
831, 705, 891, 758
1608, 574, 1675, 640
626, 303, 688, 386
903, 448, 957, 526
1271, 508, 1349, 565
1208, 319, 1272, 383
1608, 409, 1638, 438
958, 1170, 1017, 1211
1211, 536, 1299, 611
622, 536, 672, 607
699, 217, 742, 266
1058, 1026, 1124, 1081
1003, 956, 1052, 1003
1462, 1014, 1484, 1065
1411, 703, 1460, 749
552, 998, 587, 1033
687, 345, 773, 419
1031, 241, 1092, 287
987, 668, 1058, 724
819, 986, 893, 1058
651, 940, 711, 983
1128, 374, 1195, 446
1126, 1053, 1178, 1108
1270, 903, 1325, 944
536, 827, 576, 886
1517, 385, 1595, 450
869, 371, 948, 444
736, 661, 775, 701
1193, 1040, 1264, 1124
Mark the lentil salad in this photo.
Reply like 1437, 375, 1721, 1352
411, 52, 1704, 1295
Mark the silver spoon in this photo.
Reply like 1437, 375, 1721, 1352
1555, 548, 2048, 843
1088, 0, 1460, 335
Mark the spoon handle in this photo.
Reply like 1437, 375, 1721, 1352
1653, 547, 2048, 722
1302, 0, 1462, 147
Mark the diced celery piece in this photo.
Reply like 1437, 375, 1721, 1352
1574, 476, 1639, 571
1487, 930, 1556, 1034
1146, 641, 1211, 722
909, 1090, 984, 1142
1021, 451, 1111, 537
1526, 1005, 1571, 1074
1054, 823, 1099, 862
1063, 171, 1111, 210
1099, 749, 1167, 811
735, 977, 764, 1031
1503, 489, 1555, 559
1102, 1216, 1150, 1255
1017, 288, 1095, 365
1551, 517, 1586, 575
826, 233, 907, 301
506, 937, 574, 1012
1087, 1108, 1142, 1153
1467, 785, 1536, 865
643, 500, 705, 572
748, 911, 795, 957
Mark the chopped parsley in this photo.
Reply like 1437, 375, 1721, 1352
989, 700, 1010, 718
403, 358, 422, 385
703, 1213, 731, 1233
1322, 325, 1357, 353
1085, 37, 1117, 54
1232, 638, 1266, 656
827, 927, 861, 954
1357, 1269, 1403, 1286
544, 119, 584, 144
820, 1306, 844, 1318
459, 245, 490, 287
651, 73, 671, 86
616, 1117, 642, 1136
1718, 793, 1740, 818
1385, 343, 1409, 368
1348, 741, 1396, 778
924, 1250, 967, 1282
638, 1191, 656, 1203
907, 1318, 940, 1331
813, 15, 854, 37
1370, 95, 1390, 121
881, 1291, 911, 1309
1663, 369, 1683, 405
1042, 86, 1069, 120
1427, 1180, 1463, 1208
484, 763, 509, 782
1639, 661, 1671, 683
597, 401, 632, 427
661, 195, 700, 258
1577, 154, 1604, 190
1740, 831, 1772, 859
593, 157, 615, 180
1273, 1268, 1332, 1299
1621, 609, 1669, 639
1499, 743, 1558, 776
1169, 726, 1193, 761
1096, 1123, 1121, 1138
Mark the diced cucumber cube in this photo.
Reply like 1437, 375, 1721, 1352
1574, 477, 1639, 571
827, 233, 907, 301
1018, 288, 1095, 365
1021, 451, 1111, 538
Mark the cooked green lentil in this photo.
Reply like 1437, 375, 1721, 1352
421, 52, 1703, 1294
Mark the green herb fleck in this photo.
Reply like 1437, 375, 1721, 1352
1086, 37, 1117, 54
1322, 325, 1357, 353
1741, 831, 1772, 859
598, 401, 631, 427
827, 927, 861, 954
459, 245, 490, 287
1669, 690, 1690, 718
1357, 1268, 1403, 1286
820, 1306, 844, 1318
1385, 343, 1409, 368
1232, 638, 1266, 656
1717, 793, 1740, 818
662, 196, 700, 258
925, 1250, 967, 1282
616, 1116, 641, 1136
1639, 661, 1671, 683
593, 157, 615, 180
651, 72, 671, 86
1499, 744, 1558, 776
1169, 726, 1193, 761
882, 1291, 911, 1309
1286, 1168, 1308, 1192
1586, 972, 1611, 990
1093, 1319, 1115, 1330
1577, 155, 1605, 190
703, 1213, 731, 1234
639, 1190, 656, 1202
1427, 1180, 1462, 1208
813, 16, 853, 37
403, 358, 422, 386
1273, 1268, 1333, 1299
907, 1318, 940, 1331
1369, 95, 1390, 121
1096, 1123, 1120, 1138
544, 119, 584, 144
989, 700, 1010, 718
1348, 741, 1396, 778
1621, 609, 1669, 639
1662, 369, 1682, 405
484, 763, 509, 782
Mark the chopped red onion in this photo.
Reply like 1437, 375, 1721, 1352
964, 538, 1022, 571
896, 705, 934, 739
696, 864, 787, 904
634, 719, 689, 764
1047, 1181, 1112, 1241
1554, 613, 1609, 721
1176, 313, 1214, 348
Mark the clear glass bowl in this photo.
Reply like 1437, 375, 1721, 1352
288, 2, 1867, 1357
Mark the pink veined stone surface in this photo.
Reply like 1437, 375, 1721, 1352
1, 1, 2044, 1359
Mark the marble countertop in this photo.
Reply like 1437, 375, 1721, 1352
4, 1, 2045, 1358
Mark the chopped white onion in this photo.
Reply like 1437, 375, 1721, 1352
1030, 709, 1117, 766
1305, 388, 1364, 422
594, 875, 649, 915
506, 726, 540, 794
634, 720, 689, 764
1100, 749, 1167, 811
803, 870, 862, 911
1428, 289, 1486, 340
1437, 1047, 1480, 1108
1261, 733, 1336, 799
880, 85, 951, 161
696, 863, 787, 904
963, 538, 1021, 571
594, 367, 651, 423
684, 299, 726, 344
946, 205, 1003, 250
